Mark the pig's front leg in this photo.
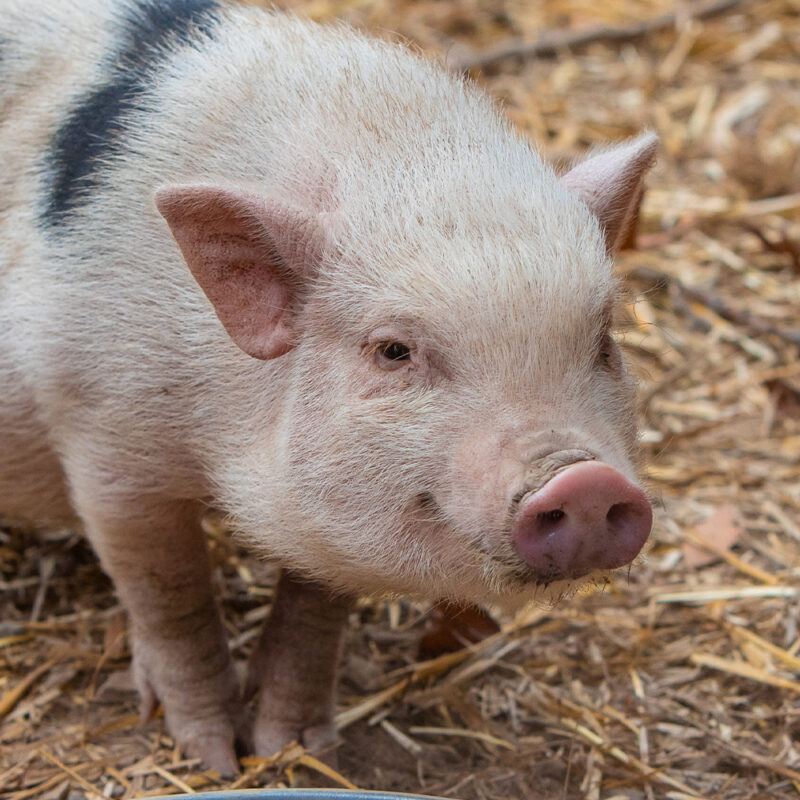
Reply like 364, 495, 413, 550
78, 496, 244, 775
246, 571, 353, 757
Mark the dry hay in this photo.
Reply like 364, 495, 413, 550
2, 0, 799, 798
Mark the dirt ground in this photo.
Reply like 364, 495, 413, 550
2, 0, 799, 798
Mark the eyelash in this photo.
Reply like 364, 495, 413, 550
365, 339, 414, 371
378, 341, 411, 362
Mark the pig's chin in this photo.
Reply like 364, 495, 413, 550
507, 569, 611, 603
434, 568, 606, 614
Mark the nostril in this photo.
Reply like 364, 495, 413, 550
536, 508, 565, 535
606, 502, 630, 529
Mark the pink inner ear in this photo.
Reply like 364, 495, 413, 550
562, 132, 658, 255
155, 185, 315, 360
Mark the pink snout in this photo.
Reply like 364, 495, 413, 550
511, 461, 652, 580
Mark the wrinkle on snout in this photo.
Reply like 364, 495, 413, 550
510, 447, 597, 507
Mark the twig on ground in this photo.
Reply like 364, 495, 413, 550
632, 265, 800, 347
453, 0, 749, 71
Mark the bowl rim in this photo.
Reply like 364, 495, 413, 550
147, 790, 450, 800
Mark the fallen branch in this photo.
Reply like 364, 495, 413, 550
631, 265, 800, 347
453, 0, 748, 71
743, 221, 800, 274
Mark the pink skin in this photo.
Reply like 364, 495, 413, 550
137, 136, 658, 768
511, 461, 652, 581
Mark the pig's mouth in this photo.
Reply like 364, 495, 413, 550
410, 490, 587, 592
487, 551, 589, 587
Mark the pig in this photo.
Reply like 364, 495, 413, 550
0, 0, 655, 775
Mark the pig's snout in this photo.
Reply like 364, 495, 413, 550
511, 461, 652, 581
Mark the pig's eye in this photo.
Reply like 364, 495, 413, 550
364, 331, 417, 373
365, 339, 413, 372
381, 342, 410, 361
376, 341, 412, 370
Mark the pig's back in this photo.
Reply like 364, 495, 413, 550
0, 0, 112, 262
2, 0, 541, 285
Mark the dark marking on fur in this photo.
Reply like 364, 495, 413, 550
42, 0, 220, 226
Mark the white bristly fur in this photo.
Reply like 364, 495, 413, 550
0, 0, 648, 604
0, 0, 654, 767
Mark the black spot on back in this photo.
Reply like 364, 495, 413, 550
42, 0, 220, 227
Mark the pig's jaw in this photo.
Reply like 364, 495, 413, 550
220, 430, 648, 606
226, 475, 638, 607
215, 356, 647, 604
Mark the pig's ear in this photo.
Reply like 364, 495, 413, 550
155, 184, 325, 360
561, 132, 658, 255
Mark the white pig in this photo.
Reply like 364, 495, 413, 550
0, 0, 655, 774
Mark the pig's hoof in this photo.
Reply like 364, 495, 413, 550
142, 694, 244, 776
183, 732, 241, 777
134, 666, 247, 775
254, 716, 340, 761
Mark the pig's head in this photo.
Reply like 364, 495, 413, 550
156, 132, 656, 607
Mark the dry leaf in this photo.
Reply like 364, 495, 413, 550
682, 504, 744, 567
418, 601, 501, 658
